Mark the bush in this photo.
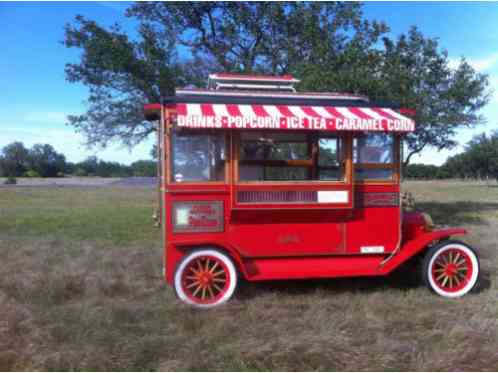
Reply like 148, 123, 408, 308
4, 176, 17, 185
73, 168, 88, 177
24, 170, 41, 178
130, 160, 157, 177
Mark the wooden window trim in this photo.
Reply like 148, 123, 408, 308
239, 159, 313, 167
352, 133, 400, 185
235, 131, 350, 184
166, 125, 230, 185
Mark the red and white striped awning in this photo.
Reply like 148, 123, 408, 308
175, 103, 415, 132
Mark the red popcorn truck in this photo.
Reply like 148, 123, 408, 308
144, 73, 479, 308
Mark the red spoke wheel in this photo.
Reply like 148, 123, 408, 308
423, 240, 479, 298
174, 249, 237, 308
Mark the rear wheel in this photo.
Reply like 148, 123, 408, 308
422, 240, 479, 298
174, 249, 237, 308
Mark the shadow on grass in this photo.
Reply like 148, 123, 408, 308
237, 264, 421, 300
416, 201, 498, 226
237, 259, 492, 300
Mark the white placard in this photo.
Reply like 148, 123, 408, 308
175, 207, 190, 225
361, 246, 385, 254
317, 190, 349, 204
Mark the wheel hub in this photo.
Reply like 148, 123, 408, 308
445, 263, 457, 276
199, 273, 213, 286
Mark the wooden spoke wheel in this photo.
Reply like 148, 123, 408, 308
174, 249, 237, 308
423, 241, 479, 298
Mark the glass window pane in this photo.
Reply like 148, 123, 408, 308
355, 168, 393, 180
319, 168, 341, 180
238, 131, 345, 182
240, 138, 309, 161
239, 165, 264, 181
171, 132, 225, 182
241, 132, 307, 141
354, 133, 393, 164
318, 138, 341, 167
265, 167, 309, 180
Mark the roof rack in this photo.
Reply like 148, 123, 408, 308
207, 73, 300, 92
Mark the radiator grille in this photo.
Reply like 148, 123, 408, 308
238, 190, 318, 204
355, 192, 399, 207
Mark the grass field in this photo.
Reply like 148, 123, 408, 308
1, 181, 497, 371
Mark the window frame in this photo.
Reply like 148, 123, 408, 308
167, 127, 230, 185
352, 133, 401, 184
235, 131, 351, 185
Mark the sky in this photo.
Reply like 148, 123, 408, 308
0, 1, 497, 165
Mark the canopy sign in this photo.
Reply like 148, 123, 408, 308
175, 103, 415, 132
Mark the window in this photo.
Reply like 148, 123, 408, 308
171, 131, 226, 182
238, 132, 344, 182
318, 137, 343, 180
353, 133, 394, 181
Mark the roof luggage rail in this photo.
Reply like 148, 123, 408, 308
207, 73, 300, 92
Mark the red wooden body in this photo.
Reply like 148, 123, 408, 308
144, 89, 465, 287
162, 182, 465, 285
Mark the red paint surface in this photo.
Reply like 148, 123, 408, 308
161, 180, 466, 285
152, 100, 465, 289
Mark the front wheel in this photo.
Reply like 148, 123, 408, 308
174, 249, 238, 308
422, 240, 479, 298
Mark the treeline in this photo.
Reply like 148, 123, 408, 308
0, 142, 157, 178
405, 132, 498, 180
3, 132, 498, 180
404, 164, 450, 180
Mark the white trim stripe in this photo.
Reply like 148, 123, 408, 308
312, 106, 335, 119
383, 108, 407, 120
238, 104, 257, 118
360, 107, 384, 120
212, 104, 230, 117
263, 105, 284, 118
335, 107, 358, 120
187, 103, 202, 116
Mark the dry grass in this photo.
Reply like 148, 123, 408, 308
0, 182, 497, 371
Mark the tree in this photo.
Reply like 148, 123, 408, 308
27, 144, 67, 177
64, 3, 489, 164
64, 2, 387, 147
63, 15, 182, 148
0, 142, 30, 177
377, 28, 489, 165
77, 156, 99, 176
130, 160, 157, 177
441, 131, 498, 180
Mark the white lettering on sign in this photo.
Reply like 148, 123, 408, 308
360, 246, 385, 254
317, 191, 349, 204
175, 115, 415, 132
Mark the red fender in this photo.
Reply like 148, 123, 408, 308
379, 228, 467, 274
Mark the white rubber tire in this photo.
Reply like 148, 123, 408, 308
174, 249, 238, 308
424, 241, 479, 298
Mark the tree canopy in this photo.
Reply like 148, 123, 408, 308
443, 132, 498, 180
0, 142, 158, 178
0, 142, 66, 178
63, 2, 489, 163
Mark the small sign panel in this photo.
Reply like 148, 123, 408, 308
361, 246, 385, 254
172, 201, 224, 233
317, 191, 349, 204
